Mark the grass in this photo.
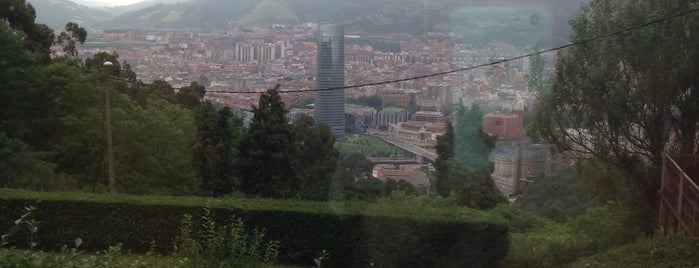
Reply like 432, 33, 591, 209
162, 11, 183, 23
336, 134, 399, 157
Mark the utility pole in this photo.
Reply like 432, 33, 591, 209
103, 61, 116, 194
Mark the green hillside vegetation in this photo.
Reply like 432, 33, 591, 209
106, 0, 585, 46
28, 0, 114, 28
569, 236, 699, 268
162, 10, 183, 23
237, 0, 298, 25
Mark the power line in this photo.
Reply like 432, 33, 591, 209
111, 7, 698, 94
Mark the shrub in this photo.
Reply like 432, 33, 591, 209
0, 188, 509, 267
569, 236, 699, 268
504, 203, 643, 267
173, 208, 279, 268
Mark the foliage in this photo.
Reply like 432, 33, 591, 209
292, 115, 339, 200
238, 85, 297, 198
0, 188, 509, 267
346, 94, 383, 110
384, 179, 419, 196
0, 206, 166, 268
516, 157, 649, 224
54, 22, 87, 57
193, 103, 242, 196
524, 46, 551, 95
0, 0, 54, 62
506, 203, 644, 267
434, 105, 505, 209
173, 208, 279, 267
175, 82, 206, 110
0, 132, 56, 190
331, 152, 379, 200
569, 236, 699, 268
533, 0, 699, 209
0, 22, 51, 148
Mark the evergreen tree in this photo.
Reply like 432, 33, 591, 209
193, 103, 242, 196
434, 121, 457, 196
292, 115, 339, 200
238, 85, 297, 198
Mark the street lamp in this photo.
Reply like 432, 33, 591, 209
103, 61, 116, 194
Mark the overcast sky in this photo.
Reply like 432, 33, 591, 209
85, 0, 142, 6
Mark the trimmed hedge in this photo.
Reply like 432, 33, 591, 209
0, 188, 508, 267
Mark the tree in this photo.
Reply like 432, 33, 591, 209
0, 22, 50, 147
359, 95, 383, 110
434, 121, 457, 196
0, 0, 54, 62
193, 103, 240, 196
55, 22, 87, 57
454, 105, 497, 171
524, 46, 551, 95
385, 179, 418, 196
292, 115, 339, 200
332, 152, 379, 200
238, 85, 296, 198
0, 132, 56, 190
176, 82, 206, 110
533, 0, 699, 210
434, 105, 505, 209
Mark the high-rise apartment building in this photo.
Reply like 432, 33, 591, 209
315, 24, 345, 139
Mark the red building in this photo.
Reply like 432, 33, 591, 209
483, 112, 523, 139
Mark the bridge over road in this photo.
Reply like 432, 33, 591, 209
374, 136, 438, 163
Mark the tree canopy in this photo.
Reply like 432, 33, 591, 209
533, 0, 699, 208
434, 105, 505, 209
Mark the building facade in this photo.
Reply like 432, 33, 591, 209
315, 24, 346, 138
489, 141, 571, 196
483, 112, 523, 139
377, 107, 408, 129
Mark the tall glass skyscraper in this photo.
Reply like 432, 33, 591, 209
315, 24, 345, 139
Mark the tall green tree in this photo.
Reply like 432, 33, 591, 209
112, 98, 198, 195
0, 21, 59, 150
292, 115, 339, 200
47, 59, 108, 189
434, 105, 505, 209
193, 103, 242, 196
454, 105, 497, 171
238, 85, 296, 198
524, 46, 551, 95
0, 0, 54, 62
533, 0, 699, 209
434, 121, 457, 196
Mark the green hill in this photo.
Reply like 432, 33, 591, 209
27, 0, 113, 28
237, 0, 298, 25
106, 0, 587, 46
